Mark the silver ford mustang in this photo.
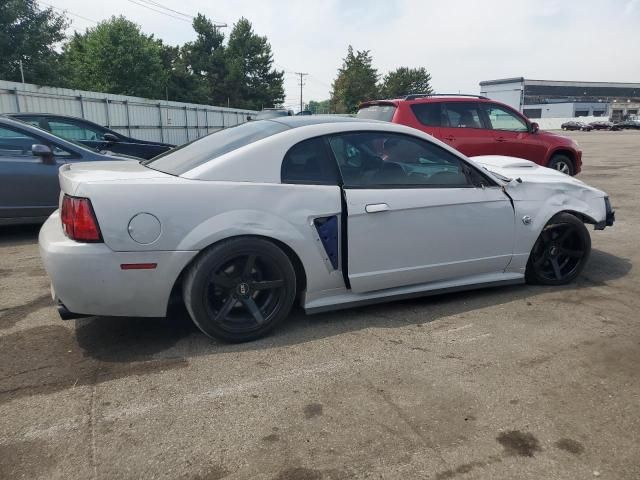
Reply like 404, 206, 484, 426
39, 117, 615, 342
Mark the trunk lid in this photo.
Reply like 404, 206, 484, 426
59, 160, 169, 195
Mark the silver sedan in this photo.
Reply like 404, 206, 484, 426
39, 116, 615, 342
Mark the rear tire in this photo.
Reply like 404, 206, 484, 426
183, 237, 296, 342
525, 213, 591, 286
548, 154, 574, 176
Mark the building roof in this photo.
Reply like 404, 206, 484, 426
480, 77, 640, 89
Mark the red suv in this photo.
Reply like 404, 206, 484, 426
357, 94, 582, 175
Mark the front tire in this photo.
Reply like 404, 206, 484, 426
525, 213, 591, 285
183, 237, 297, 342
548, 154, 575, 176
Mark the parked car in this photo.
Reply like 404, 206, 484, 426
357, 94, 583, 176
249, 108, 294, 121
39, 116, 614, 342
561, 121, 593, 131
5, 113, 174, 159
0, 116, 131, 225
589, 120, 620, 131
614, 119, 640, 130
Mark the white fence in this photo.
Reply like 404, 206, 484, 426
0, 80, 256, 145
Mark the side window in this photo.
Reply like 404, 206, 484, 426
483, 104, 528, 132
328, 132, 472, 188
15, 116, 43, 128
443, 102, 484, 129
48, 120, 104, 141
0, 126, 40, 157
281, 137, 340, 185
410, 103, 442, 127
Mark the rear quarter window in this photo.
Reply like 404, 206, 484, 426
144, 120, 289, 175
410, 103, 442, 127
356, 105, 397, 122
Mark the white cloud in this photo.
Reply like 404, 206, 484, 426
48, 0, 640, 109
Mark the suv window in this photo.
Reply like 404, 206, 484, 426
411, 103, 442, 127
47, 119, 106, 141
281, 137, 340, 185
443, 102, 484, 129
356, 105, 397, 122
328, 132, 472, 188
482, 104, 528, 132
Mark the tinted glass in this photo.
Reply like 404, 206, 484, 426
443, 102, 484, 129
14, 116, 42, 128
483, 105, 528, 131
328, 132, 471, 187
0, 126, 39, 157
145, 120, 289, 175
48, 120, 105, 141
356, 105, 397, 122
281, 137, 339, 185
411, 103, 442, 126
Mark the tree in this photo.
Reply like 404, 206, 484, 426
379, 67, 433, 98
62, 16, 166, 98
223, 18, 284, 110
0, 0, 68, 85
307, 99, 331, 114
330, 46, 378, 114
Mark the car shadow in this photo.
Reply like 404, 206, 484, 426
0, 224, 42, 246
74, 248, 632, 361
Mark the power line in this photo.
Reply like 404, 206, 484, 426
137, 0, 193, 19
38, 1, 99, 24
137, 0, 227, 26
127, 0, 193, 22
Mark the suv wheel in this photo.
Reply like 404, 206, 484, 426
548, 154, 574, 175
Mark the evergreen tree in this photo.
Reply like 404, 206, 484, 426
330, 46, 378, 114
379, 67, 433, 98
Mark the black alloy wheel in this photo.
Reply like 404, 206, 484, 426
183, 238, 296, 342
526, 213, 591, 285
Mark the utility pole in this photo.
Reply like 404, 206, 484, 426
19, 59, 25, 83
295, 72, 308, 113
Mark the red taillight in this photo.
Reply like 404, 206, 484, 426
61, 195, 102, 242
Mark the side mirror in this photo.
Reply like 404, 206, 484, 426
246, 115, 253, 121
32, 144, 55, 164
530, 122, 539, 134
102, 133, 119, 142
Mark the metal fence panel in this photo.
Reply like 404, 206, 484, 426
0, 80, 256, 146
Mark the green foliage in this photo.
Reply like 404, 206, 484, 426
62, 16, 167, 98
379, 67, 433, 98
223, 18, 284, 110
330, 46, 379, 114
307, 99, 331, 114
0, 0, 68, 84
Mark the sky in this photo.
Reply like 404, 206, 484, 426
45, 0, 640, 110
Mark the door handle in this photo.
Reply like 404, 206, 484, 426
365, 203, 390, 213
495, 137, 507, 142
443, 136, 455, 141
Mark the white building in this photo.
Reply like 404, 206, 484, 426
479, 77, 640, 121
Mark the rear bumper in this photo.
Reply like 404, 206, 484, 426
39, 212, 197, 317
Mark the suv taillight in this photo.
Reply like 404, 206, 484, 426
61, 195, 102, 242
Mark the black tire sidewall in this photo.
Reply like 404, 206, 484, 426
183, 237, 297, 342
548, 154, 575, 176
525, 212, 591, 285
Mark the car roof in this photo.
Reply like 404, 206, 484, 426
267, 115, 372, 128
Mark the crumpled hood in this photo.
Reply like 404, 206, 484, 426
469, 155, 606, 200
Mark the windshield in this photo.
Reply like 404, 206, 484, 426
143, 120, 290, 175
356, 105, 397, 122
